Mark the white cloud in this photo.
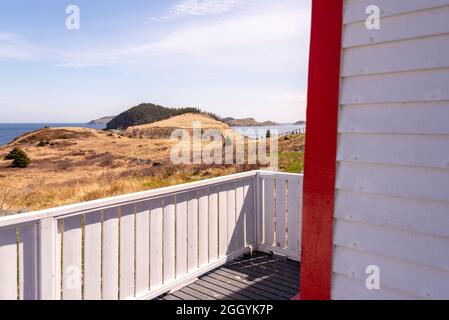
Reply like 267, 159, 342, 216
155, 0, 243, 20
0, 0, 311, 76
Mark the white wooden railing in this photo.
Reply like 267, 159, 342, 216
0, 170, 303, 300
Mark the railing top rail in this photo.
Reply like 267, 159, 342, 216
0, 170, 303, 228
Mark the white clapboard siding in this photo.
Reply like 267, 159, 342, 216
150, 198, 163, 290
333, 246, 449, 300
332, 274, 419, 300
102, 207, 119, 300
337, 134, 449, 169
339, 102, 449, 135
343, 0, 449, 24
62, 216, 82, 300
163, 197, 176, 283
334, 219, 449, 272
341, 68, 449, 105
335, 189, 449, 239
135, 201, 150, 296
337, 162, 449, 204
84, 211, 102, 300
343, 33, 449, 77
343, 5, 449, 48
18, 223, 38, 300
334, 1, 449, 300
0, 226, 18, 300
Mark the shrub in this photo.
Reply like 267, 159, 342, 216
5, 147, 31, 168
37, 140, 49, 147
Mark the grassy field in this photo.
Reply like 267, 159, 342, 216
0, 117, 305, 213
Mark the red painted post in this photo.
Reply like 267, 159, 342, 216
298, 0, 343, 300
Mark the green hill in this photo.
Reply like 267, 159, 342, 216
106, 103, 221, 130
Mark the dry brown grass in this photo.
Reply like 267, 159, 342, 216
0, 119, 304, 212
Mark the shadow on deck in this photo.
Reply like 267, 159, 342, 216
157, 252, 300, 300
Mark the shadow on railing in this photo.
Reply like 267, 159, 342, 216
0, 170, 303, 300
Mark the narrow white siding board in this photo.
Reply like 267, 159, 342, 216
208, 188, 219, 262
343, 5, 449, 48
287, 180, 300, 255
342, 33, 449, 77
227, 186, 236, 254
150, 198, 163, 289
343, 0, 449, 24
264, 178, 275, 246
339, 102, 449, 135
218, 190, 228, 258
84, 211, 102, 300
19, 223, 38, 300
275, 178, 287, 248
135, 201, 150, 296
335, 190, 449, 239
332, 274, 420, 300
176, 193, 188, 277
337, 162, 449, 204
337, 134, 449, 169
198, 189, 209, 267
333, 246, 449, 300
163, 197, 176, 283
341, 68, 449, 105
334, 219, 449, 272
187, 196, 199, 272
102, 207, 119, 300
62, 215, 82, 300
0, 227, 18, 300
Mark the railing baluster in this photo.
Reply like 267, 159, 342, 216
102, 207, 119, 300
150, 198, 163, 289
84, 211, 102, 300
198, 189, 209, 268
163, 197, 176, 283
135, 201, 150, 296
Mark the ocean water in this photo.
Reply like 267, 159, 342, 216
233, 124, 306, 138
0, 123, 105, 146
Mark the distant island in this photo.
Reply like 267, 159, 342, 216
294, 121, 306, 125
223, 117, 279, 127
87, 116, 116, 125
105, 103, 221, 130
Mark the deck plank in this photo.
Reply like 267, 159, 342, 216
158, 252, 300, 300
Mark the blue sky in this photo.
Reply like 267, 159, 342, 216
0, 0, 311, 123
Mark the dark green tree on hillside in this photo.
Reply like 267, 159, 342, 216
4, 147, 31, 168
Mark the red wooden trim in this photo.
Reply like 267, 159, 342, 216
299, 0, 343, 300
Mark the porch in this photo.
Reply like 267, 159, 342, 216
0, 170, 303, 300
158, 252, 300, 300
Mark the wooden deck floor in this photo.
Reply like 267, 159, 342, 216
158, 252, 300, 300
